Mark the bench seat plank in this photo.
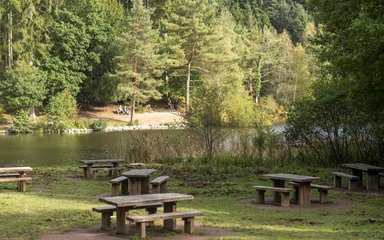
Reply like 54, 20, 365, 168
127, 210, 202, 223
110, 176, 128, 184
253, 186, 293, 193
331, 172, 358, 179
150, 176, 169, 185
0, 177, 32, 183
332, 172, 358, 190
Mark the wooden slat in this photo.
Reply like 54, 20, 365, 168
150, 176, 169, 185
0, 173, 20, 178
99, 193, 194, 208
310, 184, 333, 190
252, 185, 293, 192
79, 165, 113, 169
260, 173, 320, 182
0, 167, 33, 173
79, 159, 124, 164
127, 211, 202, 223
93, 202, 163, 213
110, 176, 128, 184
331, 172, 358, 179
0, 177, 32, 183
122, 169, 157, 178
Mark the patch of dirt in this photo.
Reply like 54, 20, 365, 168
78, 104, 184, 126
40, 224, 238, 240
240, 197, 354, 212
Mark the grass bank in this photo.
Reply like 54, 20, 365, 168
0, 164, 383, 239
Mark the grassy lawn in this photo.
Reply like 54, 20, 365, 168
0, 165, 383, 239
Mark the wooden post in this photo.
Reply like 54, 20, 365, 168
318, 189, 327, 204
351, 169, 363, 189
183, 217, 195, 233
101, 212, 113, 230
334, 176, 342, 188
111, 183, 119, 196
136, 222, 146, 239
116, 207, 127, 234
272, 180, 285, 202
152, 184, 160, 194
348, 179, 357, 191
280, 192, 290, 207
256, 190, 265, 204
163, 202, 176, 230
297, 182, 311, 205
160, 182, 167, 193
367, 171, 379, 191
121, 179, 129, 195
142, 177, 149, 194
129, 178, 141, 195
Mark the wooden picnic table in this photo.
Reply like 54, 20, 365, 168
99, 193, 194, 234
260, 173, 320, 205
79, 159, 125, 178
0, 167, 33, 192
121, 168, 157, 195
342, 163, 384, 191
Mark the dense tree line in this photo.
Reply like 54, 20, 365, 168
0, 0, 312, 130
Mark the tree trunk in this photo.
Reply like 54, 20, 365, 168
130, 98, 135, 123
6, 10, 13, 69
29, 106, 36, 118
186, 61, 192, 113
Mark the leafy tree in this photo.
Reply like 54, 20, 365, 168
162, 0, 215, 112
0, 62, 46, 116
10, 109, 34, 133
113, 0, 163, 123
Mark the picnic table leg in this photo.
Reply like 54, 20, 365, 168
129, 178, 141, 195
351, 169, 363, 189
141, 177, 150, 194
163, 202, 177, 230
272, 180, 284, 203
86, 164, 93, 178
116, 207, 127, 234
297, 182, 311, 205
121, 178, 129, 195
366, 171, 379, 191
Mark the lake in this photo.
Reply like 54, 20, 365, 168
0, 125, 285, 167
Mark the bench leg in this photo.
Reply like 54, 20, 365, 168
183, 217, 195, 234
111, 184, 119, 196
292, 185, 299, 201
334, 176, 342, 188
348, 179, 357, 191
318, 189, 328, 203
160, 182, 167, 193
18, 181, 27, 192
101, 212, 113, 231
146, 207, 157, 226
280, 192, 290, 207
136, 222, 146, 239
256, 190, 265, 204
152, 184, 160, 194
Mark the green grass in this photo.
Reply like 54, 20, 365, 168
0, 165, 383, 239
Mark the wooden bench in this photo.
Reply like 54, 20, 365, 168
110, 176, 128, 196
0, 177, 32, 192
253, 186, 293, 207
92, 203, 162, 230
79, 165, 122, 178
310, 184, 333, 203
150, 176, 169, 193
289, 182, 333, 203
127, 210, 203, 239
331, 172, 359, 190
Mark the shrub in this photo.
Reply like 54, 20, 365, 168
10, 110, 34, 133
90, 119, 107, 131
46, 89, 77, 132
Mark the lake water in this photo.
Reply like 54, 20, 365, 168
0, 125, 285, 167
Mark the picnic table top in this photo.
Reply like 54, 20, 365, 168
99, 193, 194, 207
122, 168, 157, 178
0, 167, 33, 173
342, 163, 384, 172
79, 159, 125, 165
260, 173, 320, 182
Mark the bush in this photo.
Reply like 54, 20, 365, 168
46, 89, 77, 132
90, 119, 107, 131
10, 110, 34, 133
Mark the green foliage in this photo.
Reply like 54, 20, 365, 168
0, 62, 46, 112
10, 109, 35, 134
113, 0, 163, 122
46, 89, 78, 131
90, 118, 107, 132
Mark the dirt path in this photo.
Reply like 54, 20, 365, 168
40, 224, 238, 240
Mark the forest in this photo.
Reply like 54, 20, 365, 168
0, 0, 383, 164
